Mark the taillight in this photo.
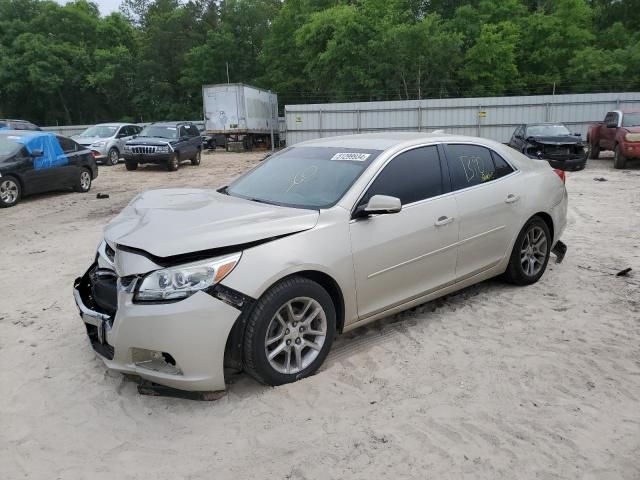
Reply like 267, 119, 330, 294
553, 168, 566, 183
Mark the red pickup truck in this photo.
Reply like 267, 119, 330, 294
587, 110, 640, 168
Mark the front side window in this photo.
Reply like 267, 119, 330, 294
188, 125, 200, 137
360, 146, 443, 206
226, 146, 382, 209
446, 144, 499, 190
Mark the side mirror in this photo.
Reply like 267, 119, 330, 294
573, 133, 581, 136
355, 195, 402, 218
515, 134, 523, 140
31, 149, 44, 158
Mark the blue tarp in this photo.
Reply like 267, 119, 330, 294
14, 132, 68, 170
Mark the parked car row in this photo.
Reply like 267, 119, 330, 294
0, 120, 205, 207
506, 110, 640, 171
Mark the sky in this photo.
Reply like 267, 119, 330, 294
56, 0, 121, 15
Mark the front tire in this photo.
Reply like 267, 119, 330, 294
125, 160, 138, 171
167, 153, 179, 171
588, 140, 600, 159
74, 168, 92, 193
107, 147, 120, 166
503, 216, 551, 286
0, 176, 21, 208
243, 277, 336, 386
614, 144, 627, 169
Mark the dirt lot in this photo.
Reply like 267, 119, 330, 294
1, 151, 639, 479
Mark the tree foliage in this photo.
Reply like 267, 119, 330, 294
0, 0, 637, 125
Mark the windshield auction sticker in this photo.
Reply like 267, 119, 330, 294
330, 152, 371, 162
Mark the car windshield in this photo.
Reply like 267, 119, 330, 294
0, 136, 21, 158
139, 125, 178, 139
526, 124, 571, 137
79, 125, 118, 138
226, 146, 382, 209
622, 113, 640, 127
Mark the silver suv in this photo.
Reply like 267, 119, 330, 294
73, 123, 142, 166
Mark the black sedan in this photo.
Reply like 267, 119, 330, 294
0, 130, 98, 208
508, 123, 588, 171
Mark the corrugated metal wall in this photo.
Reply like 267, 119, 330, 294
284, 92, 640, 145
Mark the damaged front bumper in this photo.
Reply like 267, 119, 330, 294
73, 263, 242, 392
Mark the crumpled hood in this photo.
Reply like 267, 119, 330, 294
126, 136, 173, 147
104, 188, 319, 258
526, 135, 584, 145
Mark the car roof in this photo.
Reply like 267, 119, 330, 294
296, 132, 506, 151
150, 121, 192, 126
94, 122, 132, 127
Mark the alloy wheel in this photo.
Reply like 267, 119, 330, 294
80, 171, 91, 191
264, 297, 328, 375
109, 149, 119, 165
520, 225, 547, 277
0, 179, 19, 204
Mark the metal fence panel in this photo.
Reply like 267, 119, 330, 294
284, 92, 640, 145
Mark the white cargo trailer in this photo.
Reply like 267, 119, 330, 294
202, 83, 278, 150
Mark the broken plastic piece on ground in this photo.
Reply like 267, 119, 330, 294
96, 193, 109, 199
593, 177, 608, 182
137, 380, 226, 401
616, 268, 632, 277
552, 240, 567, 264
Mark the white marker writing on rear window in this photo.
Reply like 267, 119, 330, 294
331, 153, 371, 162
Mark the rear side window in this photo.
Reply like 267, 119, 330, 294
362, 146, 443, 206
57, 136, 77, 153
188, 125, 200, 137
446, 144, 497, 190
491, 151, 514, 179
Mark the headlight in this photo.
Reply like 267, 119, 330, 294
91, 141, 106, 147
156, 145, 170, 153
124, 145, 132, 151
135, 253, 241, 302
625, 133, 640, 142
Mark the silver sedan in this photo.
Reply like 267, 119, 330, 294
73, 133, 568, 392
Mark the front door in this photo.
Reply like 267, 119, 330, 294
442, 144, 523, 281
349, 145, 459, 319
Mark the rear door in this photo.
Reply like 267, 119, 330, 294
55, 136, 83, 187
443, 144, 523, 281
349, 145, 459, 319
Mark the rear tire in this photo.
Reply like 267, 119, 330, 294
125, 160, 138, 171
0, 176, 21, 208
107, 147, 120, 166
613, 144, 627, 169
74, 168, 92, 193
588, 139, 600, 159
503, 216, 551, 286
191, 149, 201, 166
243, 276, 336, 386
167, 153, 179, 171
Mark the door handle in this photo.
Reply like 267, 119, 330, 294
505, 194, 520, 204
434, 216, 454, 226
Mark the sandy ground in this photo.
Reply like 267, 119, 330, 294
0, 151, 639, 480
